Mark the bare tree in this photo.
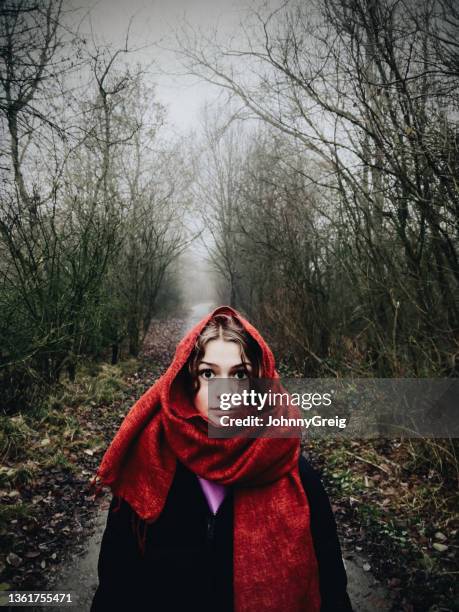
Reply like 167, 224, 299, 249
191, 108, 247, 307
175, 0, 458, 376
0, 5, 192, 408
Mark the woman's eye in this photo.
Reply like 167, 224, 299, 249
233, 370, 248, 380
199, 369, 215, 380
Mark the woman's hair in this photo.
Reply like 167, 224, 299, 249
186, 313, 262, 393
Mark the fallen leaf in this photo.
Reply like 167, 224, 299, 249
0, 467, 15, 477
6, 552, 22, 567
25, 551, 41, 559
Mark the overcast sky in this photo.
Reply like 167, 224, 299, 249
68, 0, 278, 293
80, 0, 250, 136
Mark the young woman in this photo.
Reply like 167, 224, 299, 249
90, 306, 353, 612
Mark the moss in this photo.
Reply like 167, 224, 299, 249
0, 415, 35, 461
0, 463, 37, 487
43, 451, 76, 472
117, 358, 141, 377
0, 502, 32, 525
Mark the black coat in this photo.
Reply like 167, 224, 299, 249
91, 455, 353, 612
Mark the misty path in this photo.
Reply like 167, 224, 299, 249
51, 302, 391, 611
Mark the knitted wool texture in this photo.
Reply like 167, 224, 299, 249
91, 305, 321, 612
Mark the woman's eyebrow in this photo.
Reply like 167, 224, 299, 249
198, 361, 252, 368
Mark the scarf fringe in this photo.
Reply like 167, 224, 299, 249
89, 473, 105, 500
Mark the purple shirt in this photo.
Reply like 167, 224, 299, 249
197, 476, 227, 515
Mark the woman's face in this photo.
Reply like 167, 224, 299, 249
193, 338, 252, 419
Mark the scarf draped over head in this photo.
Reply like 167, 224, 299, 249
91, 305, 321, 612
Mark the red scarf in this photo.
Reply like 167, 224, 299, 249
91, 306, 321, 612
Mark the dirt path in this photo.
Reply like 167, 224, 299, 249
344, 556, 391, 611
51, 302, 391, 611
